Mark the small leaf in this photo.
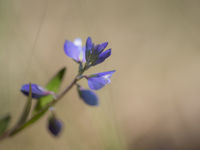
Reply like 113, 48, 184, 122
45, 67, 66, 92
78, 87, 99, 106
0, 115, 11, 136
16, 83, 32, 127
34, 67, 66, 113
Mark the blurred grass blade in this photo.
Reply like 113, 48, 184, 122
16, 83, 32, 127
34, 67, 66, 113
10, 107, 48, 136
0, 115, 11, 136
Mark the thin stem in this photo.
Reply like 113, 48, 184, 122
56, 76, 78, 101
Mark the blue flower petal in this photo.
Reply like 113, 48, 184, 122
85, 37, 93, 61
88, 78, 109, 90
64, 38, 85, 62
94, 49, 111, 65
82, 46, 86, 62
94, 70, 116, 77
48, 117, 63, 136
87, 70, 116, 90
96, 42, 108, 53
86, 37, 93, 51
94, 44, 100, 51
21, 84, 50, 99
78, 89, 98, 106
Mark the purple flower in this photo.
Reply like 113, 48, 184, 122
86, 70, 116, 90
86, 37, 111, 66
48, 117, 63, 136
64, 37, 111, 66
78, 87, 99, 106
64, 38, 86, 62
21, 84, 52, 99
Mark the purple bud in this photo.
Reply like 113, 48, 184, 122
48, 117, 63, 136
86, 37, 93, 61
86, 37, 93, 51
93, 49, 111, 65
78, 87, 99, 106
96, 42, 108, 53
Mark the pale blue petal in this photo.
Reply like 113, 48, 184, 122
64, 38, 85, 62
93, 70, 116, 77
87, 70, 115, 90
88, 77, 110, 90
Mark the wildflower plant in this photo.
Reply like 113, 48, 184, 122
0, 37, 115, 139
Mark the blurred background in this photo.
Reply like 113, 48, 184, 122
1, 0, 200, 149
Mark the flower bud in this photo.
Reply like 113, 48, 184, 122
48, 116, 63, 136
77, 86, 99, 106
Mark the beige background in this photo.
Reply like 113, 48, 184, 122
1, 0, 200, 150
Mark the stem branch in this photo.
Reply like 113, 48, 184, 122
1, 74, 84, 139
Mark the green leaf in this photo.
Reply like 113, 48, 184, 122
34, 67, 66, 113
16, 83, 32, 127
45, 67, 66, 93
0, 115, 11, 136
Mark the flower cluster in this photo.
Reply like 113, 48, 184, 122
64, 37, 111, 66
64, 37, 115, 106
64, 37, 115, 91
19, 37, 115, 137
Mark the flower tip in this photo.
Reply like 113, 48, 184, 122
74, 38, 82, 47
110, 70, 116, 74
107, 48, 111, 55
87, 36, 92, 41
86, 37, 93, 49
101, 41, 109, 49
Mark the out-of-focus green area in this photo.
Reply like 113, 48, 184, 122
1, 0, 200, 150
